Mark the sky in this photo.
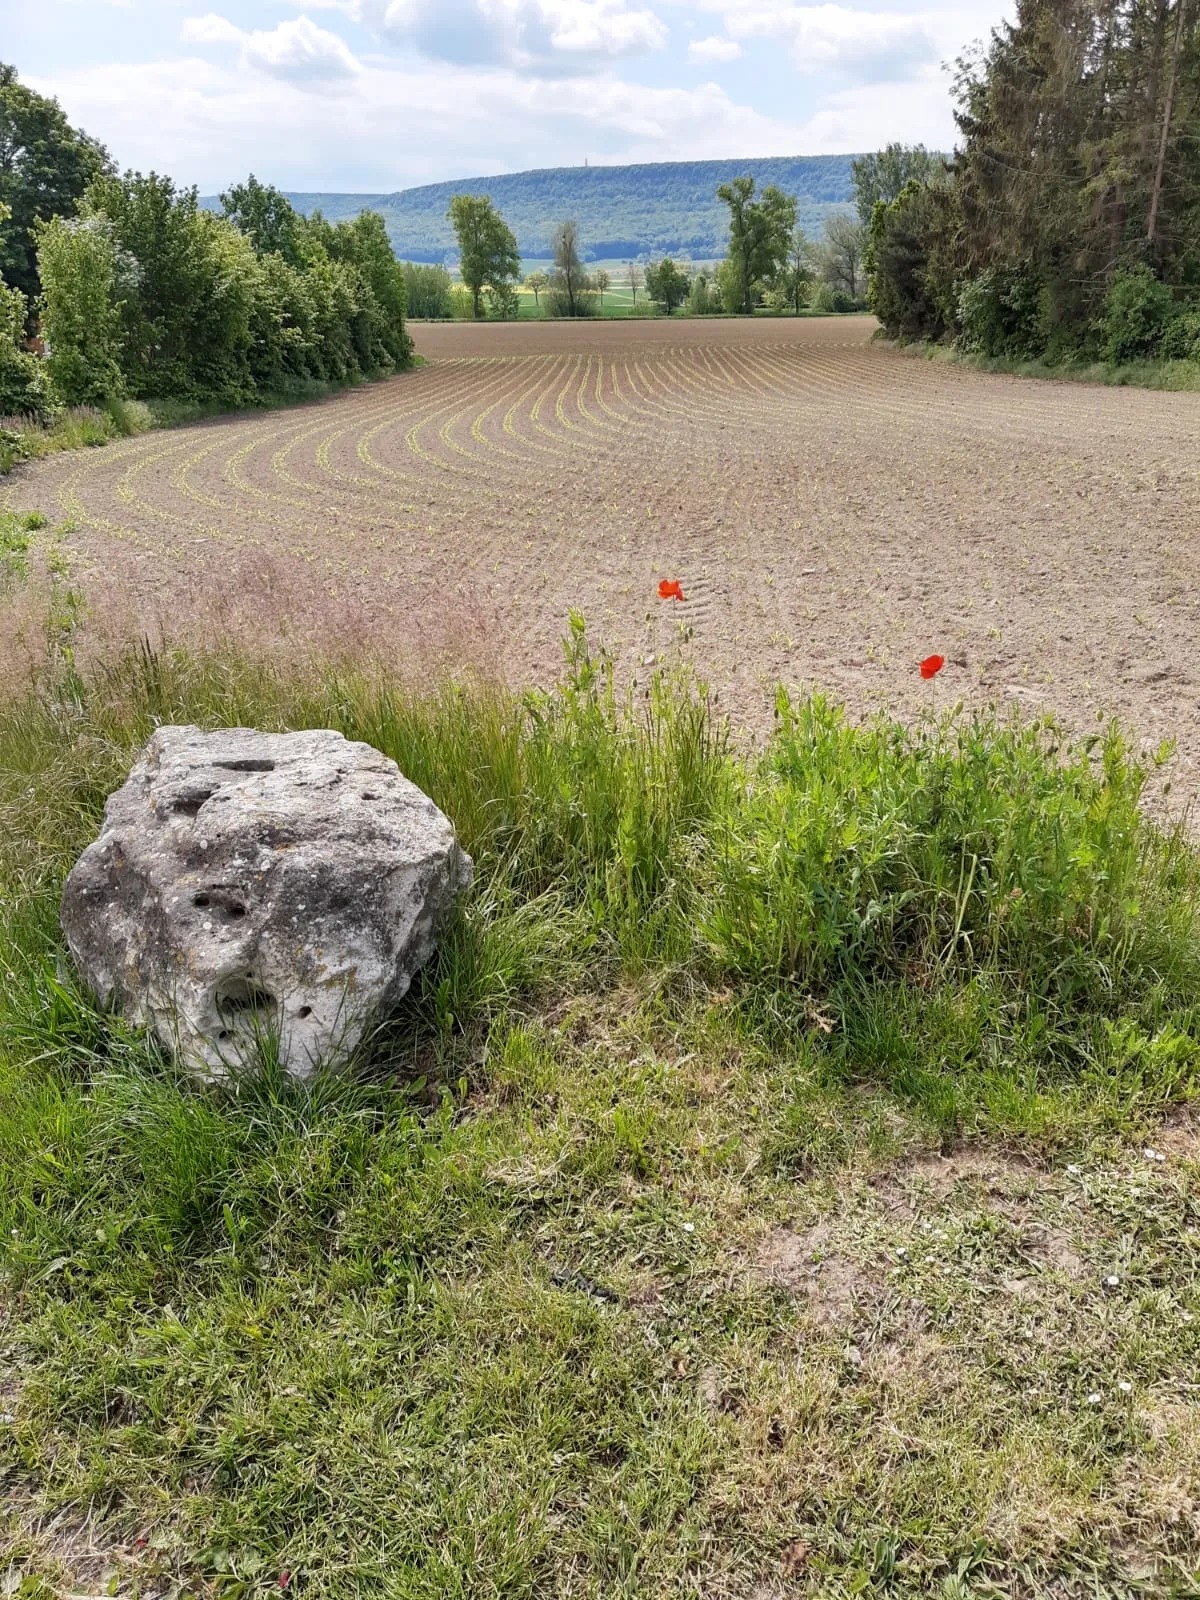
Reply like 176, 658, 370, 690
9, 0, 1012, 193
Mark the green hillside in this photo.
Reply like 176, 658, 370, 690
203, 155, 859, 263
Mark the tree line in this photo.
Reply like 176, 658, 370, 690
410, 179, 872, 320
0, 65, 412, 422
865, 1, 1200, 365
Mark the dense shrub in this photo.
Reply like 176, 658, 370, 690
957, 262, 1045, 357
36, 216, 126, 406
866, 181, 958, 341
32, 173, 412, 410
403, 262, 453, 320
1160, 304, 1200, 362
686, 272, 721, 315
1100, 265, 1176, 364
0, 276, 48, 420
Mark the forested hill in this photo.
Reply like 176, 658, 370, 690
202, 156, 859, 262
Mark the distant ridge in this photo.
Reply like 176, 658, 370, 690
203, 155, 860, 263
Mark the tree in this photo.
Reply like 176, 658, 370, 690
866, 180, 958, 341
447, 193, 520, 320
0, 63, 112, 304
37, 214, 126, 405
627, 260, 643, 306
851, 145, 942, 225
822, 214, 866, 301
402, 263, 453, 320
645, 257, 690, 314
776, 225, 814, 314
548, 219, 591, 316
686, 269, 720, 315
220, 175, 305, 267
593, 268, 610, 306
861, 0, 1200, 356
486, 280, 519, 319
525, 269, 548, 308
0, 202, 48, 418
716, 175, 797, 314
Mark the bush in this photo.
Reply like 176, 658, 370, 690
685, 272, 721, 315
545, 286, 596, 317
36, 215, 126, 406
866, 180, 959, 341
1100, 265, 1175, 364
0, 277, 48, 420
957, 262, 1045, 358
34, 173, 413, 411
403, 262, 453, 320
1160, 304, 1200, 362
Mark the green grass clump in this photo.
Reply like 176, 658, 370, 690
3, 621, 1200, 1595
0, 399, 153, 473
902, 338, 1200, 392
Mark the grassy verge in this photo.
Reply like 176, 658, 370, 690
893, 338, 1200, 392
0, 367, 421, 477
3, 620, 1200, 1596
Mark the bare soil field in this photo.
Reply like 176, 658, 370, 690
7, 315, 1200, 797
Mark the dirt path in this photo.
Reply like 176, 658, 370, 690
6, 316, 1200, 800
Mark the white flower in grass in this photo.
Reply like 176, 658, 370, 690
1086, 1392, 1102, 1405
1118, 1381, 1133, 1394
1105, 1274, 1120, 1287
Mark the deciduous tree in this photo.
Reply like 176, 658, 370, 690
447, 193, 520, 320
548, 219, 591, 316
775, 225, 814, 314
0, 63, 111, 304
716, 175, 797, 314
822, 214, 866, 301
645, 257, 690, 314
851, 144, 941, 226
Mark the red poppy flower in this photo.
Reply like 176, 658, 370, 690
919, 654, 945, 680
279, 1573, 290, 1590
658, 579, 685, 602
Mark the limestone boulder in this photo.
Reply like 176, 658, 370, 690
61, 725, 473, 1080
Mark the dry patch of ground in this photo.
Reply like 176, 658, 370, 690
5, 316, 1200, 796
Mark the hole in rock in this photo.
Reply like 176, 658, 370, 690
194, 889, 248, 919
215, 977, 277, 1022
215, 759, 276, 773
362, 792, 379, 801
172, 791, 213, 817
297, 1005, 313, 1019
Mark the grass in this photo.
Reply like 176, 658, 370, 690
0, 369, 419, 477
897, 339, 1200, 392
4, 616, 1200, 1595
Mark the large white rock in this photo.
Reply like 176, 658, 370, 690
61, 725, 473, 1081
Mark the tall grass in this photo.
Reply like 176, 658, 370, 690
2, 615, 1198, 1127
5, 621, 1200, 1594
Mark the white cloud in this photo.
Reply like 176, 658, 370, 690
182, 14, 244, 45
711, 3, 936, 78
181, 13, 361, 81
687, 34, 741, 61
32, 53, 837, 191
367, 0, 667, 68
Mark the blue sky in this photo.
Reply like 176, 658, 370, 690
10, 0, 1011, 192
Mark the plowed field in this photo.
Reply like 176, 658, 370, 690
7, 316, 1200, 795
